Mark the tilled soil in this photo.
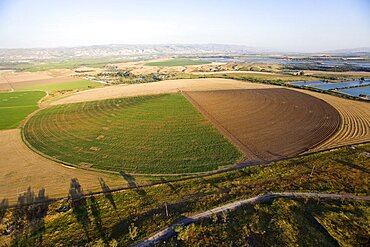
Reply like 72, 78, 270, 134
183, 88, 341, 163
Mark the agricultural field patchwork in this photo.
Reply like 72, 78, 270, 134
145, 58, 210, 67
184, 88, 341, 162
24, 93, 241, 174
0, 91, 45, 129
17, 80, 102, 93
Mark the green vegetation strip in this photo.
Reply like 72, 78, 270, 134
145, 59, 210, 67
18, 80, 102, 93
0, 91, 45, 129
24, 93, 241, 174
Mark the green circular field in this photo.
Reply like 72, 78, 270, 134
23, 93, 241, 174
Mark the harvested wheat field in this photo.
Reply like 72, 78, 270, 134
52, 78, 278, 105
0, 129, 125, 204
10, 76, 81, 90
292, 89, 370, 151
183, 88, 341, 163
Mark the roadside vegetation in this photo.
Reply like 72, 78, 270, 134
162, 197, 369, 246
0, 91, 45, 129
0, 143, 368, 246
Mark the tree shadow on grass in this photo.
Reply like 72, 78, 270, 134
334, 159, 370, 174
120, 171, 137, 188
0, 198, 8, 223
69, 178, 90, 241
11, 187, 49, 246
159, 177, 180, 193
120, 171, 149, 199
199, 176, 221, 189
89, 195, 108, 244
99, 178, 117, 210
110, 200, 194, 240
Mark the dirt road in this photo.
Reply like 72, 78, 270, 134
135, 192, 370, 247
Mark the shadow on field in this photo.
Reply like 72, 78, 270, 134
99, 178, 117, 210
335, 159, 370, 174
110, 200, 193, 240
89, 195, 108, 244
160, 177, 180, 193
0, 198, 8, 223
69, 178, 90, 240
200, 176, 220, 189
120, 171, 151, 201
11, 187, 49, 246
120, 171, 137, 188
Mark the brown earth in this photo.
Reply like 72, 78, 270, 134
291, 89, 370, 151
0, 69, 77, 92
0, 129, 127, 204
10, 76, 81, 89
183, 88, 341, 163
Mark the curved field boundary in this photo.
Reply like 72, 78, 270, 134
0, 129, 124, 204
134, 192, 370, 247
50, 78, 279, 105
23, 94, 241, 174
49, 78, 369, 152
183, 88, 341, 163
291, 89, 370, 151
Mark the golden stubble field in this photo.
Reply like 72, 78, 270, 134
292, 89, 370, 151
0, 69, 75, 91
0, 129, 126, 203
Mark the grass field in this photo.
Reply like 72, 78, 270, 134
24, 93, 241, 174
145, 59, 210, 67
17, 80, 102, 93
10, 58, 130, 71
0, 91, 45, 129
0, 143, 368, 246
166, 198, 369, 246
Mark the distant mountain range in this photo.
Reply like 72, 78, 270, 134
325, 47, 370, 54
0, 44, 269, 62
0, 44, 369, 64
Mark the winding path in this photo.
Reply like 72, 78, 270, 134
134, 192, 370, 247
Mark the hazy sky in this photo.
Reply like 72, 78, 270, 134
0, 0, 369, 51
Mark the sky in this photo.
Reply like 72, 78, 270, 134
0, 0, 369, 52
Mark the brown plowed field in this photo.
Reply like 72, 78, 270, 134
183, 88, 341, 163
10, 76, 80, 89
291, 89, 370, 151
